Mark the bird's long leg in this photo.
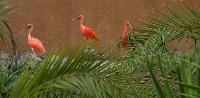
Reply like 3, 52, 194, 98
105, 38, 120, 57
31, 48, 35, 59
86, 39, 90, 48
95, 41, 100, 49
121, 47, 128, 53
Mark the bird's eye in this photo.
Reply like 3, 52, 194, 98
27, 26, 31, 28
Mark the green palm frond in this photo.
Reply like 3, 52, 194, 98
0, 0, 13, 42
44, 75, 135, 98
10, 48, 136, 98
141, 46, 200, 98
128, 3, 200, 55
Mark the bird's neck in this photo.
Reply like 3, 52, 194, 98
27, 28, 33, 38
124, 25, 128, 33
80, 18, 84, 28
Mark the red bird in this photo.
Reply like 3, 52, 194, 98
119, 21, 132, 48
71, 15, 99, 47
20, 24, 46, 55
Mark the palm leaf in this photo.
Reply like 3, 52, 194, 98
10, 48, 135, 98
0, 0, 12, 42
46, 75, 135, 98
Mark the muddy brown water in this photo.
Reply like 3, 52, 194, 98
2, 0, 200, 53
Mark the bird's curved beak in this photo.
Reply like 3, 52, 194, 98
19, 27, 28, 36
70, 16, 79, 24
127, 21, 133, 30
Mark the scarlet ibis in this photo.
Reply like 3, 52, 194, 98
20, 24, 46, 55
71, 15, 100, 48
119, 21, 132, 48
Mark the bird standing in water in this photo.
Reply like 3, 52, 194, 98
119, 21, 132, 49
20, 24, 46, 57
71, 15, 100, 48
